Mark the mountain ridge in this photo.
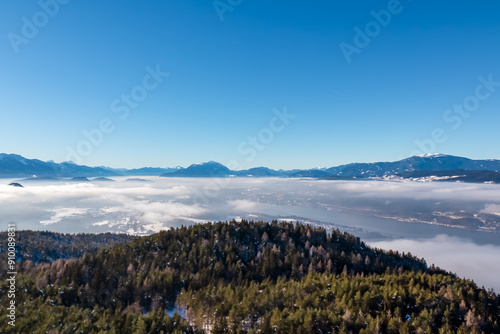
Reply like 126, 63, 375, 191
2, 153, 500, 183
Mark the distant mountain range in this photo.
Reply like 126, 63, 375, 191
160, 153, 500, 183
160, 163, 295, 178
324, 153, 500, 177
0, 154, 179, 178
0, 154, 119, 178
1, 153, 500, 183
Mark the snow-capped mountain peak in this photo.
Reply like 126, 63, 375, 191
415, 153, 446, 158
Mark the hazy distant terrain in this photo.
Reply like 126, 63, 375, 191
2, 176, 500, 290
3, 177, 500, 235
2, 153, 500, 183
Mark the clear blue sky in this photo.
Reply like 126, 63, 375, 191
1, 0, 499, 169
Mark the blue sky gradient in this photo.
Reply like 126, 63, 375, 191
1, 0, 499, 169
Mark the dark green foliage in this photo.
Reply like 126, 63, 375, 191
0, 220, 498, 333
179, 272, 499, 333
0, 230, 135, 269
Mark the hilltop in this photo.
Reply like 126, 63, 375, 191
0, 220, 498, 333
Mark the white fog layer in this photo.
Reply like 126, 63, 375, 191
2, 177, 499, 290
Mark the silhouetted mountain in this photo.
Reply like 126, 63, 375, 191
3, 153, 500, 182
8, 182, 23, 187
125, 178, 150, 182
117, 167, 183, 176
70, 177, 90, 182
325, 153, 500, 178
235, 167, 283, 177
0, 154, 120, 178
92, 177, 115, 182
0, 154, 185, 178
160, 161, 232, 177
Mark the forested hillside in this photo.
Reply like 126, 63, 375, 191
0, 231, 135, 275
0, 220, 498, 333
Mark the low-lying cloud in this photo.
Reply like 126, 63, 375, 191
371, 235, 500, 292
1, 177, 499, 290
2, 177, 500, 235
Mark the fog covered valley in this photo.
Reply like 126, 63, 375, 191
2, 177, 500, 291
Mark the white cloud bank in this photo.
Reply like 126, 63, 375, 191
371, 235, 500, 292
1, 177, 499, 290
